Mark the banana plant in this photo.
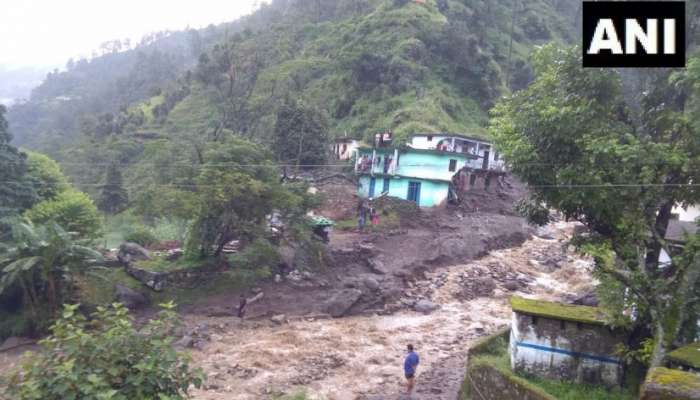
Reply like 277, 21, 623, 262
0, 221, 103, 318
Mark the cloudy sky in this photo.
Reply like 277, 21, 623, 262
1, 0, 265, 68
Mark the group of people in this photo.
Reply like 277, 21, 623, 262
357, 199, 380, 232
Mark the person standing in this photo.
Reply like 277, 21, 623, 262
237, 294, 248, 319
404, 344, 420, 395
357, 199, 367, 232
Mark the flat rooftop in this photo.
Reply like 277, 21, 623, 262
510, 296, 607, 326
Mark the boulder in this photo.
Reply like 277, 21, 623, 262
414, 299, 440, 314
323, 289, 363, 318
124, 264, 167, 291
368, 258, 389, 275
278, 245, 296, 270
271, 314, 287, 325
502, 279, 522, 291
363, 277, 380, 291
114, 283, 149, 309
174, 335, 194, 349
572, 291, 599, 307
117, 242, 151, 264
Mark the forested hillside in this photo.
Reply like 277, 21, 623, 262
7, 0, 580, 216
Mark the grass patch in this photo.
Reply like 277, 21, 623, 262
133, 256, 203, 273
510, 296, 607, 326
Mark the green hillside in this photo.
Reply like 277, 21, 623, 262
6, 0, 579, 207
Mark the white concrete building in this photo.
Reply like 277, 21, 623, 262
408, 133, 505, 172
331, 138, 361, 161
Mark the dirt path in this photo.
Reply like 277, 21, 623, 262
186, 221, 594, 400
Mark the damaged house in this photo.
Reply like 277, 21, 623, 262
355, 133, 506, 207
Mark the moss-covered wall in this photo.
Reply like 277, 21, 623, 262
641, 367, 700, 400
459, 327, 556, 400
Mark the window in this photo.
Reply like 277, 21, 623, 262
382, 178, 390, 194
427, 135, 433, 142
449, 159, 457, 172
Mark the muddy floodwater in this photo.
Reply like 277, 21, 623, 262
187, 221, 593, 400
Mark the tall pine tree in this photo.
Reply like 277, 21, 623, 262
98, 164, 129, 214
0, 105, 37, 238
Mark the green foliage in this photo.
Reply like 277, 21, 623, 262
24, 189, 102, 240
124, 226, 158, 247
490, 45, 700, 366
5, 303, 204, 400
0, 105, 38, 237
273, 98, 329, 167
98, 164, 129, 214
185, 138, 314, 258
514, 198, 551, 227
0, 222, 103, 319
24, 151, 69, 201
228, 238, 280, 278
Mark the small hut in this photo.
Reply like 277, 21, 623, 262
509, 296, 625, 387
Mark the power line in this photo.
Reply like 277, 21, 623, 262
2, 181, 699, 190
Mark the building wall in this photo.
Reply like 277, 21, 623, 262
334, 140, 359, 160
674, 204, 700, 222
358, 176, 449, 207
356, 148, 470, 182
409, 135, 506, 171
510, 312, 624, 387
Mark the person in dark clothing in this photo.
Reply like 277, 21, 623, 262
237, 294, 247, 318
404, 344, 420, 395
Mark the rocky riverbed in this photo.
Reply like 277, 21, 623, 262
184, 221, 594, 400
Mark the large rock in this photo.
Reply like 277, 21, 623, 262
414, 299, 440, 314
368, 258, 389, 275
117, 242, 152, 264
323, 289, 363, 318
125, 264, 167, 292
115, 283, 149, 309
362, 277, 380, 291
278, 245, 296, 270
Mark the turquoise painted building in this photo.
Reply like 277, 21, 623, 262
355, 146, 477, 207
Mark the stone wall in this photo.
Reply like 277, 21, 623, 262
510, 311, 624, 387
459, 328, 555, 400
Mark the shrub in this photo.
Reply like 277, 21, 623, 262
228, 238, 280, 273
24, 189, 102, 240
124, 226, 158, 247
5, 303, 204, 400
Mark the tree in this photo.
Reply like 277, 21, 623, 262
25, 151, 70, 202
273, 98, 329, 169
186, 138, 312, 258
490, 45, 700, 368
5, 303, 204, 400
98, 164, 129, 214
0, 105, 37, 238
0, 222, 102, 319
25, 190, 102, 240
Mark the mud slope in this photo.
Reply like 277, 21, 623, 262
187, 221, 594, 400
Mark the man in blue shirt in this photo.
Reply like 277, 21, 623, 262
403, 344, 420, 395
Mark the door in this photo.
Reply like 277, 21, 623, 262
482, 151, 490, 170
369, 178, 376, 198
382, 178, 390, 194
407, 181, 422, 205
